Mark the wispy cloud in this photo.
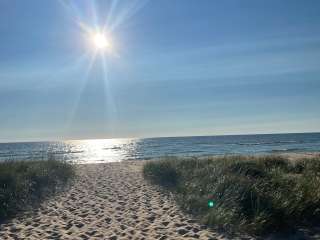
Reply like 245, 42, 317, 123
129, 35, 320, 83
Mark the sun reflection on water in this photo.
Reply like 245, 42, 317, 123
65, 138, 140, 164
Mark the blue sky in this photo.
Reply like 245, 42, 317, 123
0, 0, 320, 142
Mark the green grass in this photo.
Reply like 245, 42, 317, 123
0, 158, 75, 221
143, 155, 320, 235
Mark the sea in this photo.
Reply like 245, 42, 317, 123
0, 133, 319, 164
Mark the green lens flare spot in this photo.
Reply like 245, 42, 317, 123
208, 200, 215, 208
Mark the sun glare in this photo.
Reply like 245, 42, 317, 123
92, 32, 111, 51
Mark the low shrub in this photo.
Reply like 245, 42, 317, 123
0, 158, 75, 221
143, 155, 320, 235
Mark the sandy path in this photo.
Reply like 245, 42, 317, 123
0, 161, 246, 240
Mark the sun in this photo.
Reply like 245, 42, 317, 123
92, 32, 111, 51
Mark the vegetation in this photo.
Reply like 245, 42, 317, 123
0, 158, 75, 221
143, 155, 320, 235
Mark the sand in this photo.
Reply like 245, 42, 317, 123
0, 161, 250, 240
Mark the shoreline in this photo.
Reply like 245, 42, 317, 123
73, 151, 320, 165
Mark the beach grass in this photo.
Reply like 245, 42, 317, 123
0, 158, 75, 221
143, 155, 320, 235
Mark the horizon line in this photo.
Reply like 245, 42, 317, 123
1, 131, 319, 144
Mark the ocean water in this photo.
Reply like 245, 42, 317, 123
0, 133, 319, 164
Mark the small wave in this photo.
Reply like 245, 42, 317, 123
104, 147, 122, 150
0, 150, 84, 159
50, 150, 84, 155
237, 142, 263, 146
178, 150, 204, 154
237, 141, 299, 146
272, 141, 300, 144
0, 152, 34, 158
270, 148, 304, 153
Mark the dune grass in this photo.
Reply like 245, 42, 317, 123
143, 155, 320, 235
0, 158, 75, 221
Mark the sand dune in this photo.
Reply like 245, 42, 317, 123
0, 161, 248, 240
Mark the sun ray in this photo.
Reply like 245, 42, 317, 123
90, 0, 99, 27
101, 52, 118, 134
59, 0, 84, 27
108, 0, 150, 31
104, 0, 119, 32
58, 0, 148, 135
65, 51, 98, 130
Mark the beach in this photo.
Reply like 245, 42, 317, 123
1, 154, 320, 239
0, 161, 243, 240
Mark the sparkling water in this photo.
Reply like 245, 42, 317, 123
0, 133, 319, 163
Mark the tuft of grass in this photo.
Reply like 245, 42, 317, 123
0, 158, 75, 221
143, 155, 320, 235
143, 156, 179, 187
